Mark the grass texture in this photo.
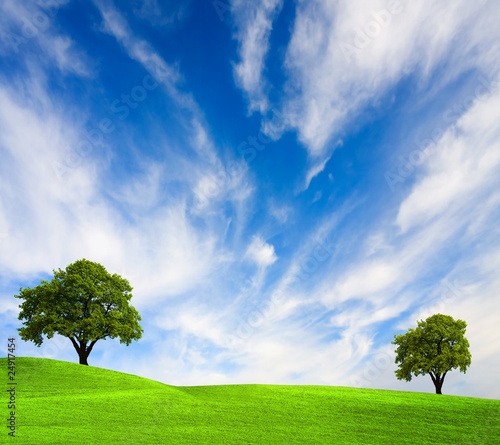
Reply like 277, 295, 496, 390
1, 357, 499, 444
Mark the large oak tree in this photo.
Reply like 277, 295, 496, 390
16, 259, 143, 365
392, 313, 471, 394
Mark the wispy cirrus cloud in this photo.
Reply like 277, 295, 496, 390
0, 80, 218, 303
93, 0, 182, 95
132, 0, 189, 27
230, 0, 283, 114
93, 0, 255, 217
0, 1, 256, 308
0, 0, 90, 76
397, 82, 500, 232
270, 0, 500, 184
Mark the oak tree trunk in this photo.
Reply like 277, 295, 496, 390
435, 382, 443, 394
78, 351, 89, 365
69, 337, 96, 366
429, 372, 445, 394
430, 372, 445, 394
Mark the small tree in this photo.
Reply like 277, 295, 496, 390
16, 259, 143, 365
392, 313, 471, 394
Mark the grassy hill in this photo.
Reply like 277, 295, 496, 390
1, 357, 499, 444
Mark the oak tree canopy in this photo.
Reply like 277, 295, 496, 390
392, 313, 471, 394
16, 259, 143, 365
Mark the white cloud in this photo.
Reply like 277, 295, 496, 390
94, 0, 181, 92
268, 201, 292, 224
245, 235, 277, 267
323, 261, 400, 307
118, 204, 219, 305
302, 155, 331, 192
192, 161, 254, 214
0, 80, 217, 304
108, 162, 163, 212
133, 0, 188, 27
365, 232, 391, 257
49, 35, 89, 76
215, 320, 374, 386
94, 0, 255, 221
0, 0, 90, 76
277, 0, 500, 159
397, 82, 500, 232
0, 1, 263, 332
154, 303, 228, 347
0, 297, 19, 315
231, 0, 283, 114
0, 83, 99, 275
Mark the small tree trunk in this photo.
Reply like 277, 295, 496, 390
69, 337, 92, 365
434, 376, 444, 394
68, 337, 98, 366
79, 352, 89, 365
77, 342, 90, 366
429, 372, 444, 394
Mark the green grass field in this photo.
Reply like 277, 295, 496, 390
1, 357, 499, 444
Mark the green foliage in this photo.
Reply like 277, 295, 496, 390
392, 314, 471, 392
2, 357, 499, 445
15, 259, 143, 362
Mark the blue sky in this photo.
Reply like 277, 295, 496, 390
1, 0, 499, 399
